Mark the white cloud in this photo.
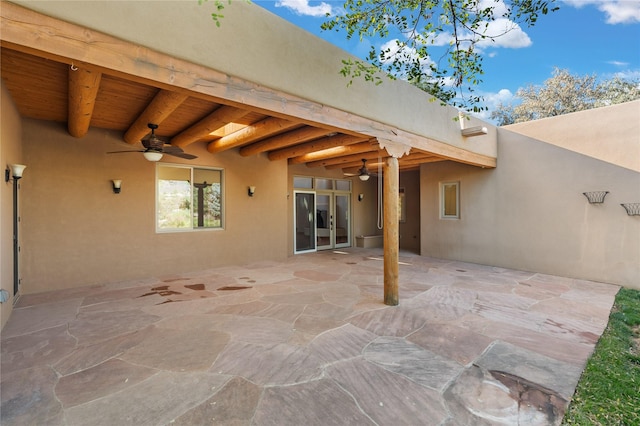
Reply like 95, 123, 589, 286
275, 0, 333, 17
611, 69, 640, 80
472, 89, 516, 121
607, 60, 629, 67
421, 18, 532, 50
476, 19, 532, 49
563, 0, 640, 24
379, 39, 435, 71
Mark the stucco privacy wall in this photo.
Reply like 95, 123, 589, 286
420, 131, 640, 289
506, 100, 640, 173
1, 82, 23, 329
14, 0, 496, 160
19, 119, 288, 294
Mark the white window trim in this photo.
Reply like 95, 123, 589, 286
440, 181, 460, 219
156, 163, 225, 233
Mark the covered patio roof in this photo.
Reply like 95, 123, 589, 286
1, 1, 496, 172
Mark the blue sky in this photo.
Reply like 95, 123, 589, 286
254, 0, 640, 119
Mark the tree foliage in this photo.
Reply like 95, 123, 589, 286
490, 68, 640, 125
321, 0, 558, 112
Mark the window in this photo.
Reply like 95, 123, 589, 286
440, 182, 459, 219
399, 187, 406, 222
157, 164, 223, 231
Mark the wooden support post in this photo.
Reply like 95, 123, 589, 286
383, 156, 399, 306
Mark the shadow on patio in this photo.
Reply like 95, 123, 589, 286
1, 248, 619, 425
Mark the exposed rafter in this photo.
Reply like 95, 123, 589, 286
68, 66, 101, 138
171, 105, 250, 147
123, 90, 189, 144
268, 134, 368, 161
207, 117, 298, 154
239, 126, 331, 157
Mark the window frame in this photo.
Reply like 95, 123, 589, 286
155, 163, 225, 233
440, 181, 460, 219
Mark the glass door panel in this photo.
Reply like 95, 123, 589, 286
316, 193, 332, 250
294, 191, 316, 253
334, 194, 350, 248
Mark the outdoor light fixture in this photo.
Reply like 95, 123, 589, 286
461, 126, 488, 137
143, 151, 163, 162
248, 186, 256, 197
358, 193, 364, 202
111, 179, 122, 194
358, 159, 370, 181
5, 164, 26, 182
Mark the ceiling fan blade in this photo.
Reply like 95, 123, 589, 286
162, 144, 185, 154
107, 150, 144, 154
165, 151, 197, 160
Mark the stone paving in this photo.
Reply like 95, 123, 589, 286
0, 249, 619, 425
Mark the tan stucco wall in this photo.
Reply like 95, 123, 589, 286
420, 132, 640, 289
14, 0, 496, 159
1, 81, 23, 328
20, 119, 288, 293
506, 100, 640, 172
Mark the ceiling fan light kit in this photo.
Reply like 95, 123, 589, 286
358, 159, 370, 181
142, 151, 163, 162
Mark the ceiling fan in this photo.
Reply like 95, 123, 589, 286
343, 159, 381, 181
357, 159, 370, 181
108, 123, 197, 161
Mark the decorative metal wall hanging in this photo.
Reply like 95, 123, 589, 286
620, 203, 640, 216
583, 191, 609, 204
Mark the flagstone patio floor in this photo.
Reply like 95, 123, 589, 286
1, 248, 620, 425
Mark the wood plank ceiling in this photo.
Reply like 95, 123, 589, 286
1, 46, 447, 174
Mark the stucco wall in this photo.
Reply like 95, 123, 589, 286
14, 0, 496, 160
506, 100, 640, 173
20, 119, 288, 293
420, 132, 640, 289
1, 82, 23, 328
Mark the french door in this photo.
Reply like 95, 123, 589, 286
294, 191, 351, 253
316, 192, 351, 250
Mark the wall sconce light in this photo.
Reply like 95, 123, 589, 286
358, 193, 364, 202
248, 186, 256, 197
112, 179, 122, 194
5, 164, 26, 182
461, 126, 488, 137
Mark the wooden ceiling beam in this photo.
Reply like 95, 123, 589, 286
171, 105, 250, 147
207, 116, 297, 154
268, 134, 367, 161
68, 66, 102, 137
123, 90, 189, 144
288, 140, 378, 165
311, 150, 387, 168
239, 126, 331, 157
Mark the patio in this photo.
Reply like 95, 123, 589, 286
1, 248, 619, 425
